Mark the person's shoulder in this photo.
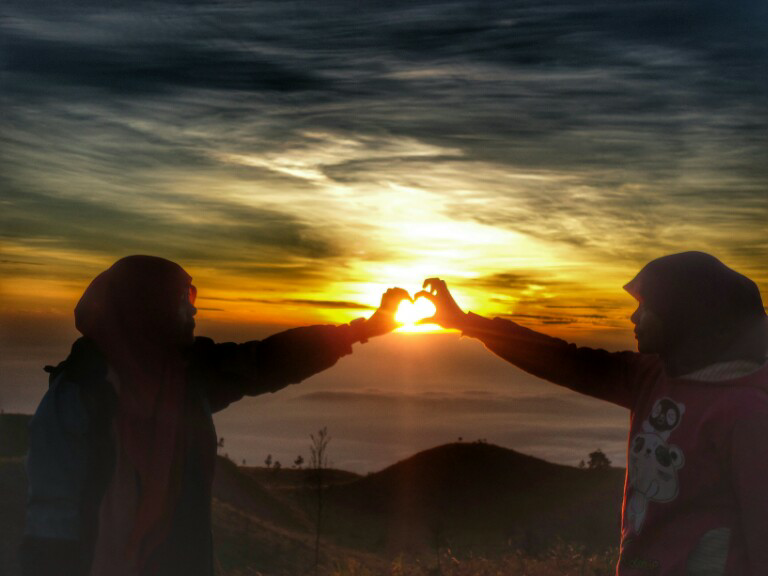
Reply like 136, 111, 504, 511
722, 373, 768, 438
727, 360, 768, 392
57, 338, 114, 428
718, 367, 768, 416
31, 365, 90, 437
53, 337, 109, 383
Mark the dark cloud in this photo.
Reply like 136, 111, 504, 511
503, 312, 607, 320
2, 35, 332, 96
201, 296, 374, 310
0, 259, 43, 266
1, 0, 765, 287
500, 314, 574, 326
473, 271, 599, 304
544, 303, 625, 310
0, 178, 339, 269
497, 312, 609, 326
473, 272, 559, 291
4, 0, 765, 177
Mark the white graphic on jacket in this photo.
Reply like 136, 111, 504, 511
627, 398, 686, 534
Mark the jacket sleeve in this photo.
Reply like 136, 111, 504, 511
21, 372, 91, 576
459, 312, 660, 409
193, 323, 357, 413
729, 393, 768, 575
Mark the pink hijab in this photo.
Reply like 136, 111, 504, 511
75, 255, 197, 572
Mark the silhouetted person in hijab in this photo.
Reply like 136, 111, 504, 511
416, 252, 768, 575
21, 255, 410, 576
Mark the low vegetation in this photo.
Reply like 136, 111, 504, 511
0, 414, 622, 576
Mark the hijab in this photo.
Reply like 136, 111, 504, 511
75, 255, 197, 571
624, 251, 767, 377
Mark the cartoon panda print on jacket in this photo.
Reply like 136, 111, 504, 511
627, 398, 686, 534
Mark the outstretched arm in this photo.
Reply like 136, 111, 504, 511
199, 288, 412, 412
415, 278, 659, 409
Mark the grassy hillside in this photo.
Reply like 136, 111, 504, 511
0, 413, 31, 458
0, 414, 623, 575
0, 457, 27, 576
0, 415, 29, 575
324, 442, 624, 555
214, 456, 309, 531
242, 465, 360, 491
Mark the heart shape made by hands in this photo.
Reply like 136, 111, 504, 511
395, 297, 437, 329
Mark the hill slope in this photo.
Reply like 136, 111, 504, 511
0, 413, 31, 458
213, 456, 308, 530
326, 442, 624, 553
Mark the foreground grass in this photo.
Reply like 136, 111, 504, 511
326, 545, 618, 576
328, 545, 618, 576
216, 546, 618, 576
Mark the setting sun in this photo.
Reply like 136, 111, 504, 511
394, 297, 442, 332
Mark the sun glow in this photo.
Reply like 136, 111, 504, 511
394, 297, 442, 333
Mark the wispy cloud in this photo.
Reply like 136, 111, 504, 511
1, 0, 766, 365
11, 2, 753, 479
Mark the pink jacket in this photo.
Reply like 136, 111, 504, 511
461, 312, 768, 575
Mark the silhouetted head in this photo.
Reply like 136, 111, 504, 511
624, 251, 767, 376
75, 255, 197, 352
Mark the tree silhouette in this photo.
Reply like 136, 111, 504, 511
310, 427, 331, 576
587, 449, 611, 470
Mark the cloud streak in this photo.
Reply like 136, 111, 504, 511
202, 296, 375, 310
2, 0, 766, 433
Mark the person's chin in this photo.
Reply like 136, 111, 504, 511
635, 333, 647, 353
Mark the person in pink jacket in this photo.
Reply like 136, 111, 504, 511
416, 251, 768, 576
